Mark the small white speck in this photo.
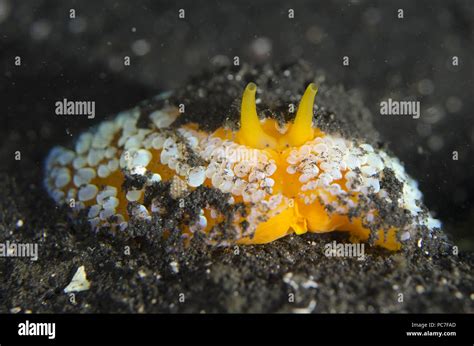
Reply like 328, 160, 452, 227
416, 285, 425, 294
131, 39, 150, 56
170, 261, 179, 273
10, 307, 21, 314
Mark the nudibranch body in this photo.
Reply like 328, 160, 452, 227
44, 74, 440, 251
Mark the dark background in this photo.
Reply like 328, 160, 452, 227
1, 0, 473, 249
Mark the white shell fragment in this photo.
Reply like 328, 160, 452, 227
64, 265, 91, 293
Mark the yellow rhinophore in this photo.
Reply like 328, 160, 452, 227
236, 83, 319, 151
281, 83, 318, 148
236, 83, 278, 149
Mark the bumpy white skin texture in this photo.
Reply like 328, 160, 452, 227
44, 106, 441, 243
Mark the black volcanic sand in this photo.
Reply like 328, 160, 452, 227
1, 62, 473, 313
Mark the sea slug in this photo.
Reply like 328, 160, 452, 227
44, 67, 440, 250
